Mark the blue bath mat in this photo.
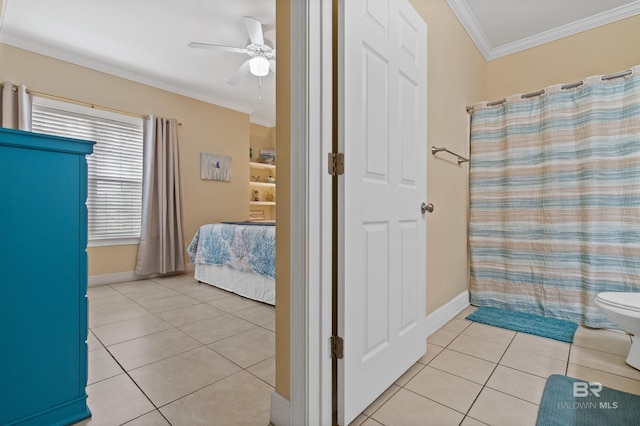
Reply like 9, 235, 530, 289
536, 374, 640, 425
465, 306, 579, 343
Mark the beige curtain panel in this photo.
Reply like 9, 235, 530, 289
136, 116, 185, 276
0, 81, 31, 130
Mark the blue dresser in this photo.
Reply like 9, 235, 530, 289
0, 128, 94, 425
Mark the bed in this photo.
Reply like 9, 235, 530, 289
187, 222, 275, 305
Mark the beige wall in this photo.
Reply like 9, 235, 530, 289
88, 246, 139, 275
486, 14, 640, 101
410, 0, 486, 314
275, 0, 291, 400
0, 43, 256, 276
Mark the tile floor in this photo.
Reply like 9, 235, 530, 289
350, 305, 640, 426
76, 273, 275, 426
78, 274, 640, 425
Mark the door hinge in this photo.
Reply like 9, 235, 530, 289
328, 152, 345, 176
330, 336, 344, 359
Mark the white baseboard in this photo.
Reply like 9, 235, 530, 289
425, 290, 470, 336
88, 271, 140, 287
88, 263, 195, 287
270, 391, 291, 426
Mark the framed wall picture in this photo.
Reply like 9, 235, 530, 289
200, 153, 231, 181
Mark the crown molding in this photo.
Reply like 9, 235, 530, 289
249, 116, 276, 127
446, 0, 492, 59
0, 33, 277, 124
0, 1, 8, 34
447, 0, 640, 61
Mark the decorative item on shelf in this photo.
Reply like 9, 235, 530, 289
265, 192, 274, 202
259, 148, 276, 165
251, 175, 261, 182
253, 189, 260, 201
249, 210, 265, 221
266, 176, 275, 184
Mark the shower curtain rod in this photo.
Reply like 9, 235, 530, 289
466, 68, 633, 114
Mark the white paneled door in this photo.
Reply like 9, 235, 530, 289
337, 0, 428, 424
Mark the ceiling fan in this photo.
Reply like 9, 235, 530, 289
188, 16, 275, 86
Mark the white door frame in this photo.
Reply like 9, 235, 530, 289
284, 1, 428, 424
288, 0, 333, 425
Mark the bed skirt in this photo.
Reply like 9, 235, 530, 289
194, 263, 275, 305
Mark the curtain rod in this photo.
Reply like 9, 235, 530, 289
33, 90, 152, 121
466, 68, 634, 114
0, 81, 150, 121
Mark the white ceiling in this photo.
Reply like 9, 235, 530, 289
448, 0, 640, 60
0, 0, 276, 126
1, 1, 639, 125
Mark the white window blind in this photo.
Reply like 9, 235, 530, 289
31, 97, 144, 244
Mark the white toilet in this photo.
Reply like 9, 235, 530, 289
595, 292, 640, 370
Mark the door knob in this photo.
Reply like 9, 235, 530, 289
421, 202, 434, 214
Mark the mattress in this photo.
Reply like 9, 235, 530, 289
187, 223, 276, 304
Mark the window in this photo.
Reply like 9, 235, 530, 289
31, 97, 144, 246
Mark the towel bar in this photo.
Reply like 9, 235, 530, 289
431, 146, 469, 165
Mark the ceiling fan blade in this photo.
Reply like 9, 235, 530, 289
269, 59, 276, 73
188, 42, 247, 54
228, 59, 251, 86
244, 16, 264, 46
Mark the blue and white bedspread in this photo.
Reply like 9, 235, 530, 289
188, 223, 276, 279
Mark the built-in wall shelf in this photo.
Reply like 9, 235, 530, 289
249, 161, 276, 170
249, 161, 276, 220
250, 181, 276, 188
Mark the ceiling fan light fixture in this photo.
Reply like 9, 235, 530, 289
249, 56, 270, 77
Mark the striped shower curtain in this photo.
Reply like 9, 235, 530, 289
469, 65, 640, 328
